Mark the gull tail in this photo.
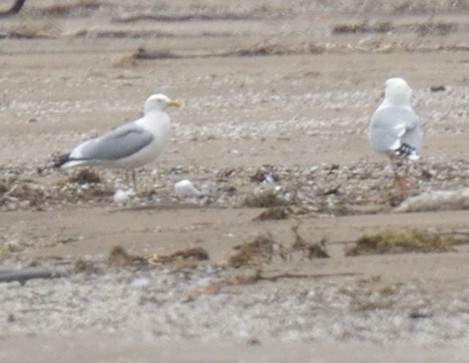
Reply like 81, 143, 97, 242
52, 153, 71, 168
53, 153, 87, 169
394, 143, 419, 161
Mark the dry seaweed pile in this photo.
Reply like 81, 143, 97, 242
107, 245, 209, 269
0, 168, 114, 211
4, 226, 466, 294
227, 234, 288, 268
346, 229, 466, 256
102, 225, 328, 273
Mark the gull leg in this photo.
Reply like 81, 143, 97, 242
393, 175, 409, 191
123, 170, 137, 191
398, 158, 413, 191
390, 156, 408, 191
404, 158, 411, 178
131, 169, 137, 192
389, 156, 398, 176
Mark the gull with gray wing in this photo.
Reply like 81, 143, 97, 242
57, 93, 180, 190
369, 78, 422, 190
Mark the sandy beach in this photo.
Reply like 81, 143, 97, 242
1, 1, 468, 361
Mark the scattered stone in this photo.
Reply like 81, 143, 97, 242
430, 85, 446, 92
113, 188, 136, 203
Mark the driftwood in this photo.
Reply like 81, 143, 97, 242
0, 0, 26, 18
394, 188, 469, 213
0, 268, 66, 285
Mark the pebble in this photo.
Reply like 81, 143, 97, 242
112, 188, 136, 203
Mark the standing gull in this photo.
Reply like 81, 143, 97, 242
57, 93, 180, 190
369, 78, 422, 190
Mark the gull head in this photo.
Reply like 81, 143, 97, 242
383, 78, 412, 106
144, 94, 181, 114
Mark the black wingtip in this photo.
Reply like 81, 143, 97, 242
394, 143, 417, 159
52, 153, 71, 168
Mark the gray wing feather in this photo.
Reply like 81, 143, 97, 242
369, 107, 421, 154
401, 120, 422, 154
78, 123, 154, 161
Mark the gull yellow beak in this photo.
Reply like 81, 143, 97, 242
168, 99, 181, 108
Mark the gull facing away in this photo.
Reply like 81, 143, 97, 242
57, 94, 180, 190
369, 78, 422, 190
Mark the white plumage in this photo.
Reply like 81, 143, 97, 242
369, 78, 422, 189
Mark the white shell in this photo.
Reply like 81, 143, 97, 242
174, 179, 201, 198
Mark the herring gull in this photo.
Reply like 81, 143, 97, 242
369, 78, 422, 190
57, 93, 180, 190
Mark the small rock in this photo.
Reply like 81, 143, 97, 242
19, 200, 31, 209
430, 85, 446, 92
130, 277, 150, 289
113, 188, 136, 203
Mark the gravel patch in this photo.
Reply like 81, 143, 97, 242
0, 265, 468, 343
